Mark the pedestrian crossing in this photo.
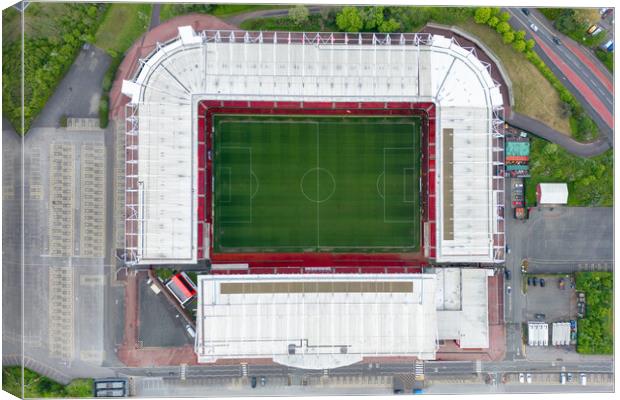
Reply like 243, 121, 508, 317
414, 360, 425, 381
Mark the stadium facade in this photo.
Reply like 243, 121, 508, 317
121, 26, 505, 366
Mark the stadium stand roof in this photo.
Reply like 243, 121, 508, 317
195, 274, 439, 369
122, 27, 505, 265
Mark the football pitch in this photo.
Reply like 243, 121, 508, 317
212, 114, 421, 253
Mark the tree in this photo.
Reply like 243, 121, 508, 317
515, 30, 526, 41
512, 39, 526, 52
526, 38, 536, 50
502, 30, 515, 44
496, 21, 511, 34
336, 6, 364, 32
499, 11, 511, 22
379, 18, 400, 33
487, 16, 500, 28
288, 5, 309, 26
363, 6, 385, 30
474, 7, 492, 24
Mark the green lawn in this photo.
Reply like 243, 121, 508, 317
94, 3, 152, 55
240, 14, 336, 31
525, 136, 613, 207
2, 367, 93, 398
213, 115, 421, 253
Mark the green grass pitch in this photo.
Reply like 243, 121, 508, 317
212, 114, 421, 253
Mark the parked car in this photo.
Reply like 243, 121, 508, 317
519, 373, 525, 383
567, 373, 573, 383
507, 286, 512, 294
540, 278, 546, 287
553, 36, 562, 45
534, 313, 546, 320
504, 269, 511, 280
532, 277, 538, 286
521, 8, 530, 16
530, 23, 539, 32
558, 278, 565, 290
577, 302, 586, 318
570, 320, 577, 330
560, 373, 566, 384
527, 277, 533, 286
526, 373, 532, 384
251, 376, 257, 388
580, 373, 587, 386
260, 376, 267, 386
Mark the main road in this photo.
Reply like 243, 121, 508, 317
507, 8, 614, 144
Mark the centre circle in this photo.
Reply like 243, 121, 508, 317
300, 168, 336, 203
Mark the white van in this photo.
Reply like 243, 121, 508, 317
185, 324, 196, 338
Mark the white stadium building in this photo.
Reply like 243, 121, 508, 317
122, 26, 506, 266
120, 26, 505, 366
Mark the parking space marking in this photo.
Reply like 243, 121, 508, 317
48, 143, 75, 257
48, 266, 74, 360
79, 144, 106, 257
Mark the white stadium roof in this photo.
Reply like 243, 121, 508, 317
122, 27, 505, 265
195, 270, 489, 368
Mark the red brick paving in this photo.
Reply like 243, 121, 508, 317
109, 14, 236, 121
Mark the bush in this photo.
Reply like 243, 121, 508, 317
60, 114, 68, 127
595, 48, 613, 72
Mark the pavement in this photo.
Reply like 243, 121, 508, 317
508, 8, 614, 145
502, 177, 613, 361
30, 47, 111, 128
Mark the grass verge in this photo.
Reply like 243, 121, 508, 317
525, 136, 612, 207
2, 367, 93, 398
455, 20, 571, 134
211, 4, 284, 18
240, 14, 336, 31
94, 3, 152, 55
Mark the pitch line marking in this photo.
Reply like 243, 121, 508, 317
376, 172, 385, 199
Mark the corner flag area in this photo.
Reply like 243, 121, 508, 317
212, 115, 421, 254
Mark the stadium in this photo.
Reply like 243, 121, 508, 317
121, 26, 506, 366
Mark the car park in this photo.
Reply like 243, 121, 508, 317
526, 373, 532, 384
519, 373, 525, 383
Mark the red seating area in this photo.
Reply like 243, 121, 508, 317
197, 100, 438, 273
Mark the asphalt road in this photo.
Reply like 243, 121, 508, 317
507, 8, 614, 144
